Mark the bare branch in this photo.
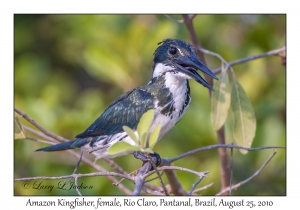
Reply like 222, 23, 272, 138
147, 154, 169, 195
144, 166, 208, 179
14, 107, 69, 142
23, 125, 59, 143
141, 186, 165, 196
193, 182, 214, 194
133, 162, 151, 195
216, 126, 229, 194
169, 144, 285, 163
212, 46, 286, 75
229, 147, 234, 195
164, 170, 188, 195
16, 137, 56, 145
102, 158, 128, 175
74, 175, 82, 196
216, 150, 277, 195
189, 176, 205, 195
164, 15, 184, 23
15, 171, 134, 182
182, 15, 207, 65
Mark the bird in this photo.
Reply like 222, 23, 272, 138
36, 38, 218, 164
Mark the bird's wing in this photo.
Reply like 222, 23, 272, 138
75, 88, 155, 138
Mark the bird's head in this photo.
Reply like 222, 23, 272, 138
153, 39, 218, 90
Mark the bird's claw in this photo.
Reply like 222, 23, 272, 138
133, 151, 161, 171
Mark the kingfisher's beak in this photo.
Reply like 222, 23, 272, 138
173, 54, 218, 91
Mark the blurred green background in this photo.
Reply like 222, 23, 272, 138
14, 14, 286, 195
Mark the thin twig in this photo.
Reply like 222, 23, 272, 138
14, 107, 69, 142
15, 171, 134, 182
23, 125, 59, 143
147, 154, 169, 196
17, 137, 56, 145
144, 183, 163, 192
158, 158, 187, 195
193, 182, 214, 194
164, 15, 184, 23
141, 186, 165, 196
189, 177, 205, 195
169, 144, 285, 163
102, 158, 128, 175
216, 150, 277, 195
212, 46, 286, 75
145, 171, 165, 183
74, 175, 82, 196
133, 162, 151, 195
144, 166, 209, 179
229, 146, 234, 195
62, 149, 84, 187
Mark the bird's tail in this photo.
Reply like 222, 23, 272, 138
35, 138, 89, 152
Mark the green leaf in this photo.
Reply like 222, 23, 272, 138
137, 109, 155, 144
14, 113, 26, 139
107, 141, 140, 155
231, 74, 256, 154
149, 124, 162, 149
140, 133, 148, 148
123, 126, 139, 145
211, 64, 231, 130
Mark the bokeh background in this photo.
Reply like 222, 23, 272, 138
14, 14, 286, 195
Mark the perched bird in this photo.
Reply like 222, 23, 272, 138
36, 39, 218, 163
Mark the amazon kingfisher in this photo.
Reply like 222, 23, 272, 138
36, 39, 218, 166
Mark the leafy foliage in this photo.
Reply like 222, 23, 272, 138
211, 63, 231, 131
231, 72, 256, 154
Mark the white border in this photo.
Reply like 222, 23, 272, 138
2, 0, 297, 209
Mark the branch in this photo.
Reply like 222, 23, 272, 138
168, 144, 285, 163
229, 147, 234, 195
159, 159, 188, 195
143, 166, 208, 180
164, 15, 184, 23
147, 154, 169, 195
15, 171, 134, 182
189, 176, 205, 195
23, 125, 59, 143
212, 46, 286, 75
102, 158, 128, 175
182, 14, 229, 193
216, 150, 277, 195
133, 162, 152, 195
14, 107, 69, 142
192, 182, 214, 194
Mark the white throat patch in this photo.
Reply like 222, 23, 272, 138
153, 63, 192, 80
152, 63, 174, 78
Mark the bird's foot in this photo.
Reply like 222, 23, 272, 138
133, 151, 161, 171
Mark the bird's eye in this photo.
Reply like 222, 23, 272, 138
169, 47, 177, 55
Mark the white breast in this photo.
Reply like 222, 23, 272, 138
151, 71, 191, 140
